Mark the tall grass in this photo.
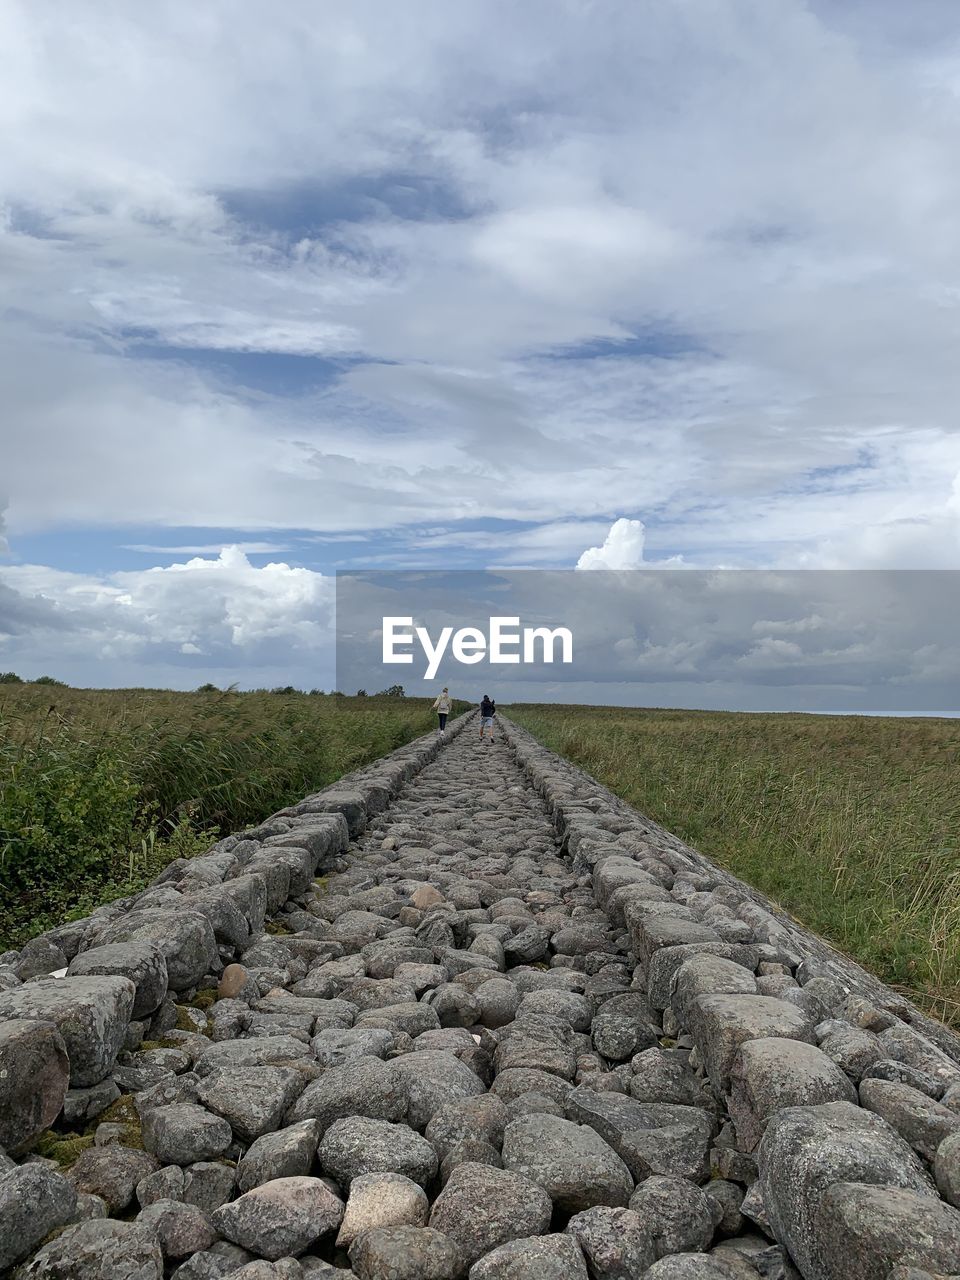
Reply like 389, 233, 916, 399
508, 704, 960, 1026
0, 687, 441, 950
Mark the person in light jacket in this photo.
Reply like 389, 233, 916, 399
432, 688, 452, 734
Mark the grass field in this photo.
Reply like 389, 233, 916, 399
0, 686, 446, 951
508, 703, 960, 1026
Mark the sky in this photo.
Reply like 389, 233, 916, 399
2, 1, 960, 696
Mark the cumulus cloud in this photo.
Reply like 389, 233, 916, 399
577, 519, 685, 570
0, 547, 334, 687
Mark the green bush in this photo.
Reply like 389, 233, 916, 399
0, 687, 443, 949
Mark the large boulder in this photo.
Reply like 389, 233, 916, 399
501, 1114, 633, 1211
196, 1066, 305, 1143
0, 976, 134, 1086
815, 1182, 960, 1280
211, 1177, 344, 1260
237, 1120, 321, 1193
67, 941, 168, 1019
94, 909, 218, 992
687, 995, 817, 1091
67, 1146, 160, 1214
757, 1101, 938, 1280
336, 1172, 429, 1249
429, 1162, 553, 1267
16, 1219, 163, 1279
469, 1234, 589, 1280
392, 1050, 486, 1129
287, 1056, 406, 1131
0, 1017, 70, 1152
729, 1037, 857, 1152
348, 1225, 464, 1280
141, 1103, 233, 1165
0, 1164, 78, 1271
319, 1115, 439, 1188
565, 1087, 714, 1182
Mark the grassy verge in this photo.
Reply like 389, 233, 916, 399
0, 687, 449, 950
507, 703, 960, 1026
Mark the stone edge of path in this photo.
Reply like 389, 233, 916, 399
499, 712, 960, 1279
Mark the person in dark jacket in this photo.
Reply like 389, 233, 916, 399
479, 694, 496, 741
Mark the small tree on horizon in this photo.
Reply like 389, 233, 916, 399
0, 672, 23, 684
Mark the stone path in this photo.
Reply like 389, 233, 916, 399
1, 714, 960, 1279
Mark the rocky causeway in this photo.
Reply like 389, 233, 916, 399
1, 711, 959, 1279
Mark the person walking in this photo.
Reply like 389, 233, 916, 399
432, 687, 452, 735
479, 693, 496, 742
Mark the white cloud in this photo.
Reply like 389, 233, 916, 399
0, 547, 334, 687
577, 519, 686, 570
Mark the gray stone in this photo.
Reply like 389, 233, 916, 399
68, 942, 168, 1019
16, 1219, 164, 1279
730, 1037, 857, 1151
212, 1176, 344, 1260
688, 995, 817, 1091
859, 1078, 960, 1160
861, 1059, 945, 1099
195, 1035, 312, 1076
703, 1179, 745, 1236
0, 976, 134, 1086
63, 1079, 122, 1126
628, 1174, 720, 1257
565, 1205, 659, 1278
0, 1018, 70, 1152
425, 1094, 509, 1160
468, 1233, 589, 1279
170, 1242, 255, 1280
348, 1226, 465, 1280
67, 1145, 160, 1213
490, 1067, 573, 1107
672, 954, 758, 1029
566, 1086, 714, 1182
642, 1256, 757, 1279
141, 1103, 233, 1164
319, 1115, 439, 1188
935, 1131, 960, 1207
197, 1065, 305, 1142
137, 1198, 218, 1259
757, 1101, 938, 1280
429, 1161, 553, 1266
136, 1163, 185, 1207
0, 1164, 78, 1270
517, 988, 593, 1032
501, 1113, 633, 1210
816, 1182, 960, 1280
15, 935, 69, 980
182, 1161, 237, 1213
312, 1027, 394, 1067
237, 1120, 321, 1193
629, 1048, 709, 1107
877, 1024, 960, 1090
95, 908, 218, 992
287, 1056, 406, 1130
393, 1050, 486, 1128
473, 979, 520, 1029
591, 992, 658, 1062
816, 1020, 884, 1080
493, 1020, 578, 1081
336, 1172, 429, 1248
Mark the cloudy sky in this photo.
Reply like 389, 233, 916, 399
2, 1, 960, 692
